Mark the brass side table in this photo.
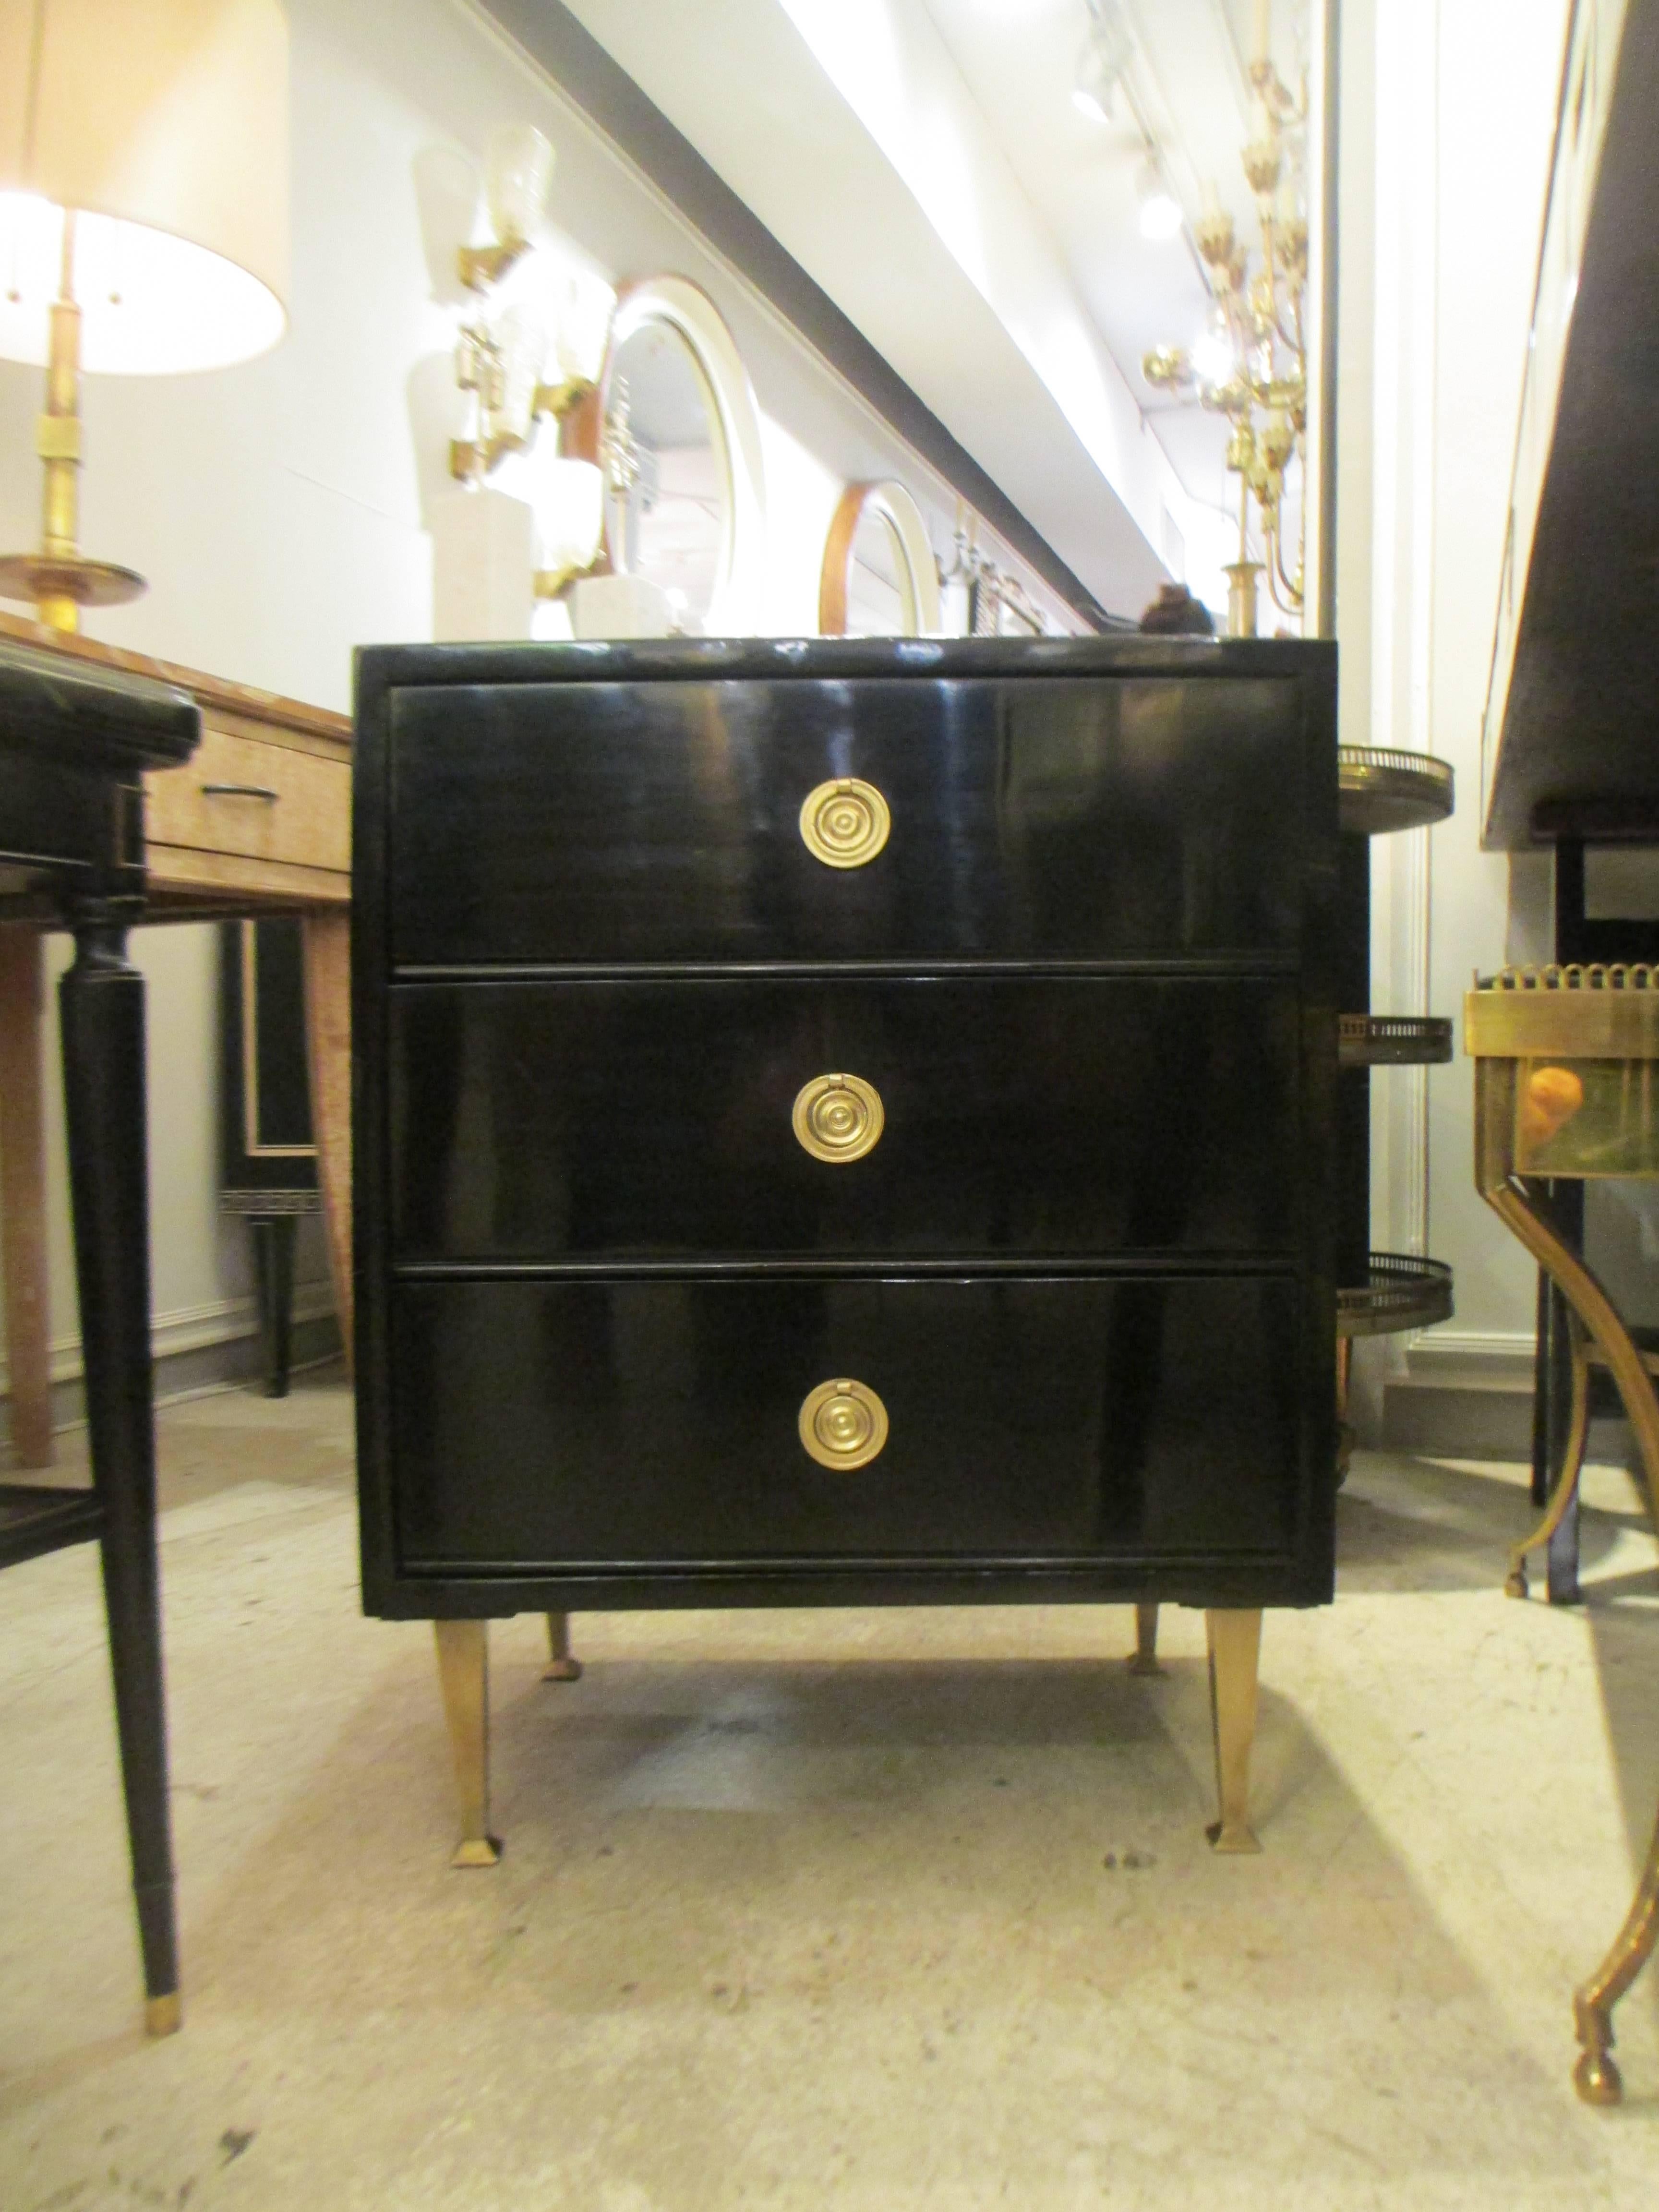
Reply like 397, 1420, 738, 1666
1467, 962, 1659, 2104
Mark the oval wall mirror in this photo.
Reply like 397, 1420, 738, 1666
587, 276, 767, 634
819, 480, 942, 637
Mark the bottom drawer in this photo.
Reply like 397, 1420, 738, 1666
386, 1275, 1311, 1570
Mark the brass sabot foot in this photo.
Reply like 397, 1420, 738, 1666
1504, 1568, 1529, 1600
543, 1656, 583, 1682
144, 1992, 182, 2037
1127, 1601, 1163, 1677
1206, 1819, 1263, 1856
451, 1836, 502, 1869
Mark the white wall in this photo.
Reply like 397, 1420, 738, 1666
0, 0, 1078, 1406
1343, 0, 1573, 1421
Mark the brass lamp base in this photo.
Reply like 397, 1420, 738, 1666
0, 552, 147, 636
1224, 559, 1263, 640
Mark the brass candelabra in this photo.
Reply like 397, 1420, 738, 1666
1143, 40, 1307, 637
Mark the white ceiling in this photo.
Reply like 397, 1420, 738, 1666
919, 0, 1293, 499
553, 0, 1309, 614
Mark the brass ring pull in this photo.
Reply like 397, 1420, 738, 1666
799, 776, 890, 868
798, 1378, 889, 1470
791, 1072, 884, 1164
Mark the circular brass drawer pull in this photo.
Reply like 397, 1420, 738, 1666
799, 776, 890, 868
798, 1377, 889, 1470
792, 1071, 884, 1164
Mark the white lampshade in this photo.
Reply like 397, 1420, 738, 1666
0, 0, 289, 374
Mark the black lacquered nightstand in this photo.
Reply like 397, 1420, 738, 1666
353, 634, 1339, 1869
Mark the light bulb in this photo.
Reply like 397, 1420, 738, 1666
537, 457, 604, 577
1136, 159, 1182, 242
483, 125, 554, 252
1192, 320, 1237, 385
555, 273, 616, 387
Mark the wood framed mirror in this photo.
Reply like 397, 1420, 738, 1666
819, 480, 942, 637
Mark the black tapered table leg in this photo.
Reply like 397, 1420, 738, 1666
59, 901, 179, 2036
252, 1215, 296, 1398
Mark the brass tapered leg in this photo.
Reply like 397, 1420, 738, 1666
1508, 1312, 1589, 1599
433, 1621, 499, 1867
1475, 1135, 1659, 2103
543, 1611, 582, 1683
1335, 1336, 1355, 1487
1205, 1609, 1263, 1853
1127, 1602, 1162, 1676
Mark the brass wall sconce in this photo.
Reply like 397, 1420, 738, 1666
447, 124, 615, 489
457, 125, 552, 293
1143, 8, 1308, 636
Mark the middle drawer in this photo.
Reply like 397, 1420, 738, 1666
388, 974, 1305, 1262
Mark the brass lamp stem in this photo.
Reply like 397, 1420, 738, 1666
38, 213, 84, 633
0, 204, 147, 633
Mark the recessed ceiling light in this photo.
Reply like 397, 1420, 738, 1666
1136, 158, 1183, 241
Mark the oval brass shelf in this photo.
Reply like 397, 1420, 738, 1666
1339, 746, 1455, 837
1339, 1014, 1455, 1067
1337, 1253, 1455, 1339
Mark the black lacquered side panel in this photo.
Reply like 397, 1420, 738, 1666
386, 675, 1311, 965
388, 974, 1306, 1261
389, 1274, 1305, 1571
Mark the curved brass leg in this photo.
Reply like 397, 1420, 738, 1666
1478, 1168, 1659, 2103
1572, 1812, 1659, 2105
1507, 1313, 1589, 1600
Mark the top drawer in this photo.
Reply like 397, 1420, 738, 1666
147, 722, 351, 874
382, 674, 1323, 967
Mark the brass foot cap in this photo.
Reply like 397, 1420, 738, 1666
1504, 1571, 1529, 1600
1574, 2048, 1623, 2106
1206, 1820, 1263, 1855
1126, 1655, 1163, 1677
542, 1657, 583, 1682
144, 1993, 182, 2038
451, 1835, 503, 1869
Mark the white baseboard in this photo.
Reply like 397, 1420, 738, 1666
0, 1282, 337, 1399
1401, 1328, 1535, 1391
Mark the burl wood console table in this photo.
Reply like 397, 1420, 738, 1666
0, 610, 352, 1465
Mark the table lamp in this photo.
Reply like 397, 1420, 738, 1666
0, 0, 289, 635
